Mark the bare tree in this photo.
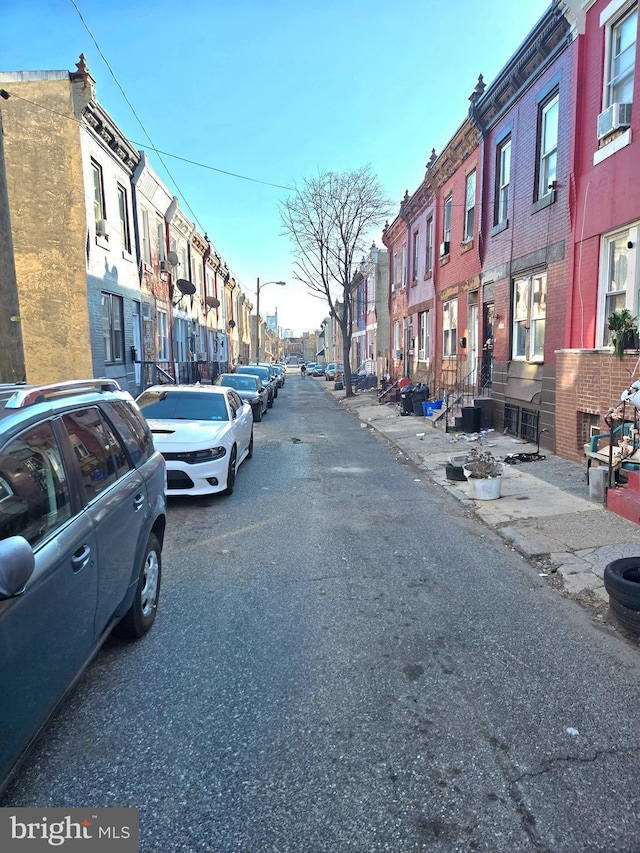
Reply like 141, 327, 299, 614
280, 166, 391, 396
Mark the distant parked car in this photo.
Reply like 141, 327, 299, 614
0, 378, 167, 794
310, 364, 326, 377
271, 364, 286, 386
136, 385, 253, 497
325, 363, 345, 381
214, 373, 268, 422
235, 365, 276, 407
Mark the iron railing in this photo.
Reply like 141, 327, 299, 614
139, 361, 230, 390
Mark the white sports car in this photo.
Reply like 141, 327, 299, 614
136, 385, 253, 496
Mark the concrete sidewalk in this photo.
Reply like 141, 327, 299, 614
325, 385, 640, 611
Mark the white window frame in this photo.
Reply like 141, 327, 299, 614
425, 217, 433, 273
141, 208, 151, 265
512, 273, 547, 362
117, 184, 131, 255
418, 310, 430, 361
392, 252, 399, 292
393, 320, 400, 357
91, 160, 105, 223
412, 230, 419, 281
157, 309, 169, 361
442, 299, 457, 358
496, 137, 511, 225
401, 243, 407, 288
597, 225, 639, 346
537, 93, 559, 200
602, 2, 637, 109
464, 171, 476, 241
101, 292, 124, 364
443, 195, 452, 243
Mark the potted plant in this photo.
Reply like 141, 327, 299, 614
608, 308, 638, 359
462, 447, 504, 500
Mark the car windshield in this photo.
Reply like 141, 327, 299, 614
237, 368, 269, 381
137, 390, 229, 421
218, 376, 258, 391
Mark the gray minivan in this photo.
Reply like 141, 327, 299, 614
0, 379, 167, 794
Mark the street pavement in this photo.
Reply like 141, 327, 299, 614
322, 382, 640, 614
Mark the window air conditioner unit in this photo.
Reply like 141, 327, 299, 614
159, 260, 168, 272
439, 241, 450, 257
393, 349, 401, 359
418, 348, 426, 360
597, 102, 632, 139
95, 219, 107, 237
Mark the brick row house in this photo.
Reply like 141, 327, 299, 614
382, 0, 640, 462
0, 57, 265, 394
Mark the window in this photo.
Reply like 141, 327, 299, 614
601, 231, 634, 345
512, 272, 547, 361
443, 299, 458, 358
102, 292, 124, 363
103, 401, 153, 466
464, 171, 476, 241
91, 160, 105, 224
141, 208, 151, 265
157, 309, 169, 361
117, 185, 131, 254
418, 310, 430, 361
537, 93, 559, 199
401, 244, 407, 287
0, 422, 71, 547
157, 220, 166, 264
393, 320, 400, 356
412, 230, 419, 281
496, 137, 511, 225
443, 195, 452, 243
392, 252, 399, 292
61, 408, 131, 501
606, 6, 637, 107
425, 217, 433, 273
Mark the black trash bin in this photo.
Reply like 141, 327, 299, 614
462, 406, 481, 432
400, 385, 415, 416
412, 385, 428, 416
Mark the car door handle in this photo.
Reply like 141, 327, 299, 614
133, 493, 145, 511
71, 545, 91, 573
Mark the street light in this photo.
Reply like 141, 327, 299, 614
255, 277, 286, 362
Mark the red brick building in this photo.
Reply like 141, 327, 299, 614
557, 0, 640, 461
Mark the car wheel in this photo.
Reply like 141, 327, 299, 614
247, 430, 254, 459
274, 387, 278, 398
113, 533, 161, 640
223, 446, 237, 495
267, 394, 273, 409
253, 404, 262, 422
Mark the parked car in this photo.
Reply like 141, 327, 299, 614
271, 364, 286, 386
136, 385, 253, 497
256, 362, 281, 393
214, 373, 268, 422
325, 363, 345, 381
0, 378, 167, 794
235, 365, 277, 407
310, 364, 326, 377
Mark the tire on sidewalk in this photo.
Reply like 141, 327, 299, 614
603, 557, 640, 610
608, 595, 640, 634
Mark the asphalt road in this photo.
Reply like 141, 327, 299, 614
3, 372, 640, 852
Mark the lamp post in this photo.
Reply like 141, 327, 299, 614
255, 277, 286, 362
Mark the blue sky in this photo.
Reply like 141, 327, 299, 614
2, 0, 551, 333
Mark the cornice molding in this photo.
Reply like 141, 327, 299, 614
428, 118, 481, 190
82, 101, 139, 171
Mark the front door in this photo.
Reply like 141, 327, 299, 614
468, 303, 478, 388
481, 303, 494, 389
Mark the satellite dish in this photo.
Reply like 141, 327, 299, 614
176, 279, 196, 296
167, 251, 179, 267
205, 296, 220, 309
228, 319, 236, 329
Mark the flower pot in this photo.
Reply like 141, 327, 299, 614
462, 463, 504, 500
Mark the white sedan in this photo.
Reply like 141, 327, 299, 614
136, 385, 253, 497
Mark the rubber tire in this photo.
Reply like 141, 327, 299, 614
609, 595, 640, 634
603, 557, 640, 609
253, 404, 262, 423
113, 534, 161, 640
274, 387, 278, 398
267, 394, 274, 409
223, 446, 237, 495
247, 430, 254, 459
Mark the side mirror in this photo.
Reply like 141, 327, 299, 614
0, 536, 35, 599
